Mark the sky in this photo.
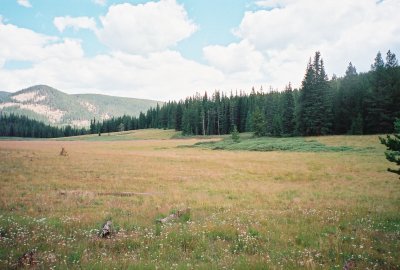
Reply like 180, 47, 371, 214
0, 0, 399, 101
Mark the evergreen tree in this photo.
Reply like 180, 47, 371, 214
297, 52, 333, 135
78, 49, 400, 139
371, 51, 385, 71
118, 123, 125, 132
349, 113, 363, 135
334, 62, 364, 134
380, 119, 400, 177
271, 115, 282, 137
281, 84, 295, 136
384, 50, 400, 128
231, 125, 240, 143
175, 103, 183, 131
0, 114, 86, 138
318, 58, 334, 134
365, 51, 392, 133
386, 50, 399, 68
252, 108, 266, 137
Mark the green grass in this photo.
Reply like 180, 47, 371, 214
0, 131, 398, 269
192, 136, 373, 152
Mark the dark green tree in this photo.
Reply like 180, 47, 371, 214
86, 49, 399, 139
252, 108, 266, 137
349, 113, 363, 135
371, 51, 385, 71
0, 114, 86, 138
281, 84, 295, 136
380, 119, 400, 177
334, 62, 366, 134
385, 50, 398, 68
175, 103, 183, 131
365, 51, 393, 133
231, 125, 240, 143
271, 114, 282, 137
297, 52, 333, 135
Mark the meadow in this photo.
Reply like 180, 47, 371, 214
0, 129, 399, 269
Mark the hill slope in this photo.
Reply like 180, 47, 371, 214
0, 85, 161, 127
0, 91, 10, 102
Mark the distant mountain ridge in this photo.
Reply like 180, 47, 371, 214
0, 91, 10, 102
0, 85, 161, 127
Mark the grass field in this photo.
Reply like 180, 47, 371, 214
0, 129, 399, 269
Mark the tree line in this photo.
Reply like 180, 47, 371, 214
0, 114, 87, 138
94, 50, 399, 137
1, 50, 398, 138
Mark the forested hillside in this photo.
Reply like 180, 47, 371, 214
0, 114, 87, 138
93, 50, 400, 136
0, 85, 161, 127
0, 91, 10, 102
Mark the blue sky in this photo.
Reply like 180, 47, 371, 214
0, 0, 399, 100
1, 0, 256, 61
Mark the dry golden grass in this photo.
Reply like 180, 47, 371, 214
0, 130, 399, 269
54, 128, 180, 141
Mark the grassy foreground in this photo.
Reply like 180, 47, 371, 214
0, 129, 399, 269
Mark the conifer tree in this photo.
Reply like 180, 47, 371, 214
76, 49, 400, 138
281, 84, 295, 136
231, 125, 240, 142
371, 51, 385, 71
349, 114, 363, 135
386, 50, 399, 68
297, 52, 332, 135
334, 62, 364, 134
175, 103, 183, 131
380, 119, 400, 177
365, 51, 392, 133
271, 115, 282, 137
252, 108, 266, 137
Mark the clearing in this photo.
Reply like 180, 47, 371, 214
0, 129, 399, 269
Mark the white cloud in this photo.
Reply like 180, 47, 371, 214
92, 0, 106, 6
97, 0, 197, 54
203, 40, 264, 74
0, 49, 225, 101
2, 0, 400, 101
203, 40, 267, 85
254, 0, 292, 9
222, 0, 400, 88
17, 0, 32, 8
0, 21, 82, 63
53, 16, 97, 33
0, 20, 225, 100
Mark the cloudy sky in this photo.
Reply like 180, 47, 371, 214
0, 0, 399, 100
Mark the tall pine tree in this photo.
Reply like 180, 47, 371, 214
297, 52, 333, 136
281, 84, 295, 136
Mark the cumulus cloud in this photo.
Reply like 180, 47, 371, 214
17, 0, 32, 8
2, 0, 400, 101
0, 19, 226, 100
229, 0, 400, 87
203, 40, 268, 85
0, 49, 225, 100
204, 40, 264, 74
97, 0, 197, 54
53, 16, 97, 33
0, 21, 84, 63
92, 0, 106, 6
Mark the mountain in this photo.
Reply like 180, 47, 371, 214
0, 91, 10, 102
0, 85, 161, 127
